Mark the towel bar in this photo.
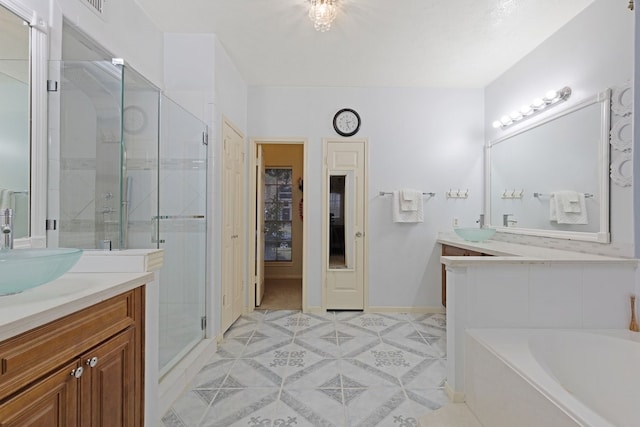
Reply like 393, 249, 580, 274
379, 191, 436, 197
533, 192, 594, 198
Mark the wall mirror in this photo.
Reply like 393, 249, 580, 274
486, 89, 611, 243
0, 3, 30, 239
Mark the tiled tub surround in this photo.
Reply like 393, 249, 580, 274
437, 233, 638, 400
162, 310, 448, 427
465, 329, 640, 427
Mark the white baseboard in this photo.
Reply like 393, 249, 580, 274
366, 306, 445, 314
445, 381, 465, 403
305, 306, 324, 313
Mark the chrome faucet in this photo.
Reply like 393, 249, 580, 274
502, 213, 517, 227
1, 208, 13, 250
476, 214, 485, 228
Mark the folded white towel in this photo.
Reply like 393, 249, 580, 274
550, 191, 588, 224
555, 190, 582, 213
0, 189, 14, 210
400, 189, 421, 212
393, 190, 423, 223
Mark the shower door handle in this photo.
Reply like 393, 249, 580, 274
151, 216, 166, 244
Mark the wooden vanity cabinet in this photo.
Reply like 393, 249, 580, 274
0, 286, 144, 427
441, 245, 490, 307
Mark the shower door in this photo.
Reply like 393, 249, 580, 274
156, 96, 208, 376
58, 60, 125, 249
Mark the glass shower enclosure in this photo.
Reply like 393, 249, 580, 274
56, 59, 208, 376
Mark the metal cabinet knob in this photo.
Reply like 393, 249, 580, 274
86, 357, 98, 368
71, 367, 84, 378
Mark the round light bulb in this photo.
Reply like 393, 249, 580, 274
520, 104, 533, 115
510, 111, 523, 121
500, 115, 512, 125
532, 98, 545, 109
544, 89, 558, 102
492, 120, 502, 128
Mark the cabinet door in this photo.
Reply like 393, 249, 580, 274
80, 328, 136, 427
0, 360, 78, 426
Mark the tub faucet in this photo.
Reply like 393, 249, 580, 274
476, 214, 485, 228
1, 208, 13, 250
503, 213, 517, 227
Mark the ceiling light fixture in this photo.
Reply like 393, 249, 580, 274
309, 0, 337, 32
492, 86, 572, 129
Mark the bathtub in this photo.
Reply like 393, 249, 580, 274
465, 329, 640, 427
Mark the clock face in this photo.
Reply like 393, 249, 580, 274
123, 105, 147, 134
333, 108, 361, 137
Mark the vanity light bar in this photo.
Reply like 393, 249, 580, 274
492, 86, 572, 129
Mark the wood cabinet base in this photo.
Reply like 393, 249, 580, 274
441, 245, 490, 307
0, 286, 145, 427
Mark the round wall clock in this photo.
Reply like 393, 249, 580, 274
123, 105, 147, 134
333, 108, 361, 137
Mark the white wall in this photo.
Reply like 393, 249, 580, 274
50, 0, 164, 86
164, 33, 248, 338
485, 0, 634, 255
248, 87, 484, 309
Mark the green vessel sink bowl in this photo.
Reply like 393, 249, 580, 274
454, 227, 497, 242
0, 248, 83, 295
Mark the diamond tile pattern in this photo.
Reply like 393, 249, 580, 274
162, 311, 447, 426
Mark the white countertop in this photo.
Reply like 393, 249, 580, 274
0, 272, 153, 342
437, 232, 637, 267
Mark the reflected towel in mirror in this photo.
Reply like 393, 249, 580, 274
550, 191, 588, 224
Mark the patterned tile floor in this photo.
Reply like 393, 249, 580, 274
162, 310, 447, 427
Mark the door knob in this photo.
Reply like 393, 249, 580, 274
355, 231, 363, 238
71, 367, 84, 378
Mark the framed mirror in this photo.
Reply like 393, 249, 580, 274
0, 4, 29, 239
0, 0, 47, 247
486, 89, 611, 243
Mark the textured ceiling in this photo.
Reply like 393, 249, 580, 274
134, 0, 595, 88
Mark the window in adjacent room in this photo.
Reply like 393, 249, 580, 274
264, 168, 292, 261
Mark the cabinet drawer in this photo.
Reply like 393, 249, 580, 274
442, 244, 485, 257
0, 289, 139, 401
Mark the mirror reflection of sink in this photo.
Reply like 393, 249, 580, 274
454, 227, 497, 242
0, 248, 83, 295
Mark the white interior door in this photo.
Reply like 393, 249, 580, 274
324, 140, 367, 310
255, 145, 265, 306
221, 119, 245, 332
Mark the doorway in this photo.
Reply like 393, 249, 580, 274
323, 139, 368, 310
249, 140, 306, 311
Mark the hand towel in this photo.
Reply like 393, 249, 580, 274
0, 189, 14, 210
555, 190, 582, 213
393, 190, 423, 223
550, 191, 588, 224
400, 189, 421, 212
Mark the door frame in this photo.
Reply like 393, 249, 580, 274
248, 138, 308, 312
322, 138, 369, 312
